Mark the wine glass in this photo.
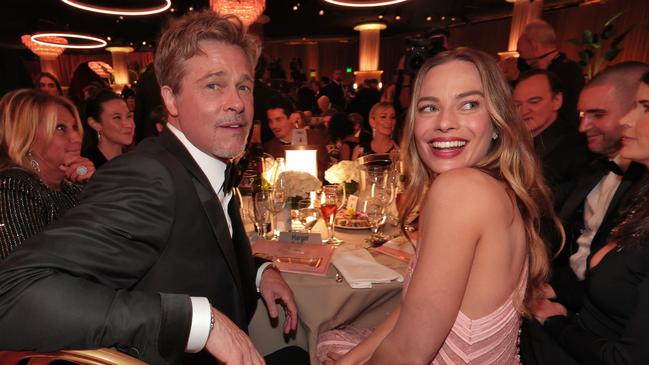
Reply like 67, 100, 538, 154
320, 184, 346, 245
298, 199, 320, 233
253, 191, 271, 239
358, 166, 395, 245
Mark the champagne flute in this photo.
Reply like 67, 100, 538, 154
253, 191, 271, 239
321, 184, 346, 245
298, 199, 320, 233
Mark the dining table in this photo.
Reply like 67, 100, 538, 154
244, 203, 410, 365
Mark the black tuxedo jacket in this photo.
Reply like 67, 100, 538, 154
550, 160, 646, 309
0, 129, 262, 364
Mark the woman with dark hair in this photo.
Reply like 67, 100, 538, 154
530, 71, 649, 364
0, 89, 95, 260
318, 48, 561, 364
36, 72, 64, 97
81, 89, 134, 168
327, 112, 358, 163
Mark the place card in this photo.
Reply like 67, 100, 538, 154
292, 129, 308, 145
346, 194, 359, 210
279, 231, 322, 244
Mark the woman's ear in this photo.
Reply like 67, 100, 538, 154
87, 117, 102, 132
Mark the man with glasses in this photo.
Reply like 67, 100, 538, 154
517, 19, 584, 124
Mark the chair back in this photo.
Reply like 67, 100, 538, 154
0, 348, 147, 365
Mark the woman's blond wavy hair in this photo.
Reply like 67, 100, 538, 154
398, 48, 564, 313
0, 89, 82, 170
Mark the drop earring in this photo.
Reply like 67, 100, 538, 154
27, 150, 40, 173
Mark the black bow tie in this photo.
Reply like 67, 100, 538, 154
599, 160, 624, 176
222, 161, 243, 194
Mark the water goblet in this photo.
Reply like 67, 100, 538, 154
297, 199, 320, 233
253, 191, 271, 239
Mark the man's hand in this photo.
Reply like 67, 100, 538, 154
205, 307, 265, 365
259, 266, 298, 334
531, 297, 567, 324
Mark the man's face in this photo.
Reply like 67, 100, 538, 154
161, 40, 253, 161
513, 74, 562, 137
578, 84, 627, 157
517, 35, 542, 69
332, 70, 343, 83
267, 108, 294, 141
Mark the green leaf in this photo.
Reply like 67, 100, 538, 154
582, 30, 594, 44
591, 43, 601, 49
602, 24, 614, 40
611, 26, 634, 48
604, 11, 624, 28
604, 47, 622, 61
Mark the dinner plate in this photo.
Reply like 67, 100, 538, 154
334, 224, 371, 230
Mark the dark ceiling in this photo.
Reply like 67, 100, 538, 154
1, 0, 578, 53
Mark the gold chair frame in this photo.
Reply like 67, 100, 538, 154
0, 348, 147, 365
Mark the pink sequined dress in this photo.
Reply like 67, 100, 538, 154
317, 251, 527, 364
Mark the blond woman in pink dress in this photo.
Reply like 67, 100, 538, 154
318, 48, 563, 365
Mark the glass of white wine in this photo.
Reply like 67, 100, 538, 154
297, 199, 320, 233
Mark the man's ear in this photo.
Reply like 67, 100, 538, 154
551, 91, 563, 112
160, 85, 179, 117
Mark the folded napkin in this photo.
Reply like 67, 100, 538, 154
333, 249, 404, 288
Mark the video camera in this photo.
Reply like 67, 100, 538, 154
404, 34, 447, 75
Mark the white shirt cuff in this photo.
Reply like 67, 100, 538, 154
185, 297, 211, 353
256, 262, 273, 293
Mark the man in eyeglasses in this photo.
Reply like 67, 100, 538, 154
517, 19, 584, 125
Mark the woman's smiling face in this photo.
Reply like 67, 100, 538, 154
413, 60, 494, 175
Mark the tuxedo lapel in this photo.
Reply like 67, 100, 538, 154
558, 165, 605, 221
590, 162, 646, 253
157, 129, 245, 295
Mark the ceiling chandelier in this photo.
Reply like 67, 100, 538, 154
31, 33, 107, 49
21, 34, 67, 58
210, 0, 266, 27
60, 0, 171, 16
324, 0, 409, 7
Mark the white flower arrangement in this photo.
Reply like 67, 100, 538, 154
278, 171, 322, 197
325, 160, 360, 184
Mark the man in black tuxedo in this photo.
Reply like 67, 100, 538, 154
318, 69, 346, 111
513, 70, 593, 208
0, 10, 306, 365
549, 62, 649, 310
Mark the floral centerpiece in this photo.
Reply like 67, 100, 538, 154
324, 160, 360, 194
277, 171, 322, 208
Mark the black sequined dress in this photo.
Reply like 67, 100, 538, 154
0, 167, 82, 260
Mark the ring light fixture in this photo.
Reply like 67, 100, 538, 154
60, 0, 171, 16
31, 33, 107, 49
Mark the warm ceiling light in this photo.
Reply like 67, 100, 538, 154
324, 0, 409, 7
426, 16, 432, 21
353, 22, 387, 31
31, 33, 107, 49
395, 15, 401, 20
105, 47, 134, 53
319, 9, 325, 15
61, 0, 171, 16
210, 0, 266, 27
88, 61, 113, 79
21, 34, 67, 58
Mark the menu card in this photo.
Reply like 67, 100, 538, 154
252, 239, 334, 276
